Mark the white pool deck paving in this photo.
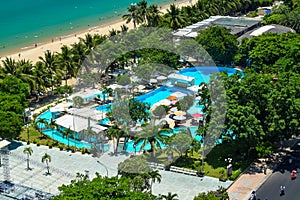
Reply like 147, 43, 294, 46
0, 142, 232, 199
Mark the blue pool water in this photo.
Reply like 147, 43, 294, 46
37, 66, 240, 152
94, 104, 111, 112
179, 66, 238, 86
37, 109, 110, 150
136, 86, 192, 107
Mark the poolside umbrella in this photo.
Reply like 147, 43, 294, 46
150, 78, 158, 84
173, 115, 186, 121
170, 107, 178, 112
192, 113, 203, 118
195, 96, 202, 100
174, 110, 186, 116
171, 91, 186, 98
130, 126, 143, 132
137, 85, 146, 90
167, 95, 177, 100
157, 75, 167, 81
171, 100, 178, 105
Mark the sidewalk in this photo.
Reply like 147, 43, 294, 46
227, 138, 299, 200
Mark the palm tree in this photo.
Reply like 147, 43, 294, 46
165, 4, 186, 30
106, 125, 125, 153
35, 118, 48, 138
147, 5, 162, 27
47, 119, 58, 142
41, 153, 51, 175
123, 4, 143, 29
159, 192, 179, 200
120, 24, 129, 33
57, 45, 76, 86
23, 147, 33, 170
137, 0, 148, 24
134, 124, 171, 158
39, 51, 61, 91
149, 170, 161, 193
108, 29, 118, 37
73, 96, 84, 108
62, 127, 73, 148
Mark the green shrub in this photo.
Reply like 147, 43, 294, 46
229, 169, 242, 180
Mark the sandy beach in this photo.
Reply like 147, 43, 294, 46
1, 0, 195, 63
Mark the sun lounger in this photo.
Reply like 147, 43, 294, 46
170, 166, 197, 176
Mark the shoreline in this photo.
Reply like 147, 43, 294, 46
0, 0, 194, 63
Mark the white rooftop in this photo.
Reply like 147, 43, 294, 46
68, 88, 101, 101
250, 25, 274, 36
168, 73, 195, 82
0, 140, 10, 149
68, 107, 105, 121
55, 114, 107, 133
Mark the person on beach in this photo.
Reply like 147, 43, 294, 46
35, 43, 37, 48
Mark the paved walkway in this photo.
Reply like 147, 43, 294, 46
1, 142, 231, 199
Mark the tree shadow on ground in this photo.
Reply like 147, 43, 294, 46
204, 140, 253, 171
7, 141, 23, 151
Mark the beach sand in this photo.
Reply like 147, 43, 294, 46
1, 0, 195, 63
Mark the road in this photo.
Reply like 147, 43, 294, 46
256, 144, 300, 200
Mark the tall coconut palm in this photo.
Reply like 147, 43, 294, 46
120, 24, 129, 33
35, 117, 48, 138
159, 192, 179, 200
47, 119, 58, 142
39, 51, 61, 91
62, 127, 73, 148
147, 5, 162, 27
41, 153, 51, 175
23, 147, 33, 170
32, 61, 47, 93
57, 45, 76, 86
137, 0, 148, 24
123, 4, 143, 29
73, 96, 84, 108
149, 170, 161, 193
165, 4, 186, 30
0, 57, 18, 76
134, 124, 171, 158
106, 125, 125, 153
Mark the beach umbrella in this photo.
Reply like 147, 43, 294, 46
192, 113, 203, 118
150, 78, 158, 84
173, 115, 186, 120
171, 100, 178, 105
167, 95, 177, 100
174, 110, 186, 116
171, 91, 186, 98
157, 75, 167, 81
137, 85, 146, 90
130, 126, 143, 132
159, 99, 171, 106
195, 96, 202, 100
170, 107, 178, 112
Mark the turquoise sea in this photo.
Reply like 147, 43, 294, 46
0, 0, 176, 55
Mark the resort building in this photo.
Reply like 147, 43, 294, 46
238, 24, 296, 40
173, 16, 262, 38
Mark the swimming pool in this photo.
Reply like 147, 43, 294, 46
38, 66, 240, 152
37, 110, 110, 150
178, 66, 238, 86
136, 86, 191, 107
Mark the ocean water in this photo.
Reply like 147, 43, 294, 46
0, 0, 176, 55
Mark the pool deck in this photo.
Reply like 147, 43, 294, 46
1, 142, 232, 199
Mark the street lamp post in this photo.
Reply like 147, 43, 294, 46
133, 144, 136, 156
26, 124, 30, 143
97, 160, 108, 177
